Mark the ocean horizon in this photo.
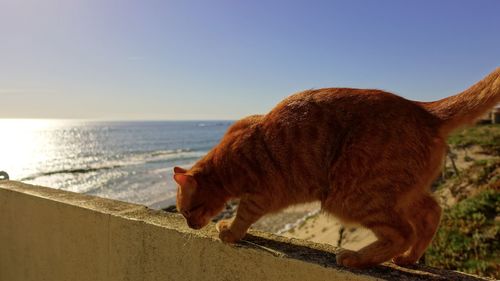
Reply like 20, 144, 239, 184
0, 119, 233, 208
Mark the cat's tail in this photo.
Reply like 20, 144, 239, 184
421, 67, 500, 136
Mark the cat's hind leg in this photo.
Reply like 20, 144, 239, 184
336, 210, 415, 268
393, 194, 441, 266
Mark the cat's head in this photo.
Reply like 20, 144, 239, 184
173, 166, 227, 229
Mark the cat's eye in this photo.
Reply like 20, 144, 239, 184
181, 202, 204, 217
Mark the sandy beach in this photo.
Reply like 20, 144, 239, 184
253, 202, 376, 251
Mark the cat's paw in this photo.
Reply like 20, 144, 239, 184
392, 254, 418, 266
336, 249, 363, 268
218, 228, 240, 243
216, 220, 241, 243
215, 219, 231, 233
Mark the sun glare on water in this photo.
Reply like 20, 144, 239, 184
0, 119, 67, 180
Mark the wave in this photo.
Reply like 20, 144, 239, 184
150, 148, 192, 156
20, 166, 121, 181
139, 149, 206, 165
20, 148, 207, 181
275, 209, 321, 235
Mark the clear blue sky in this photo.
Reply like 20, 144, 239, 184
1, 0, 499, 120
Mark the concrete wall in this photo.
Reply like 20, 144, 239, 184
0, 181, 489, 281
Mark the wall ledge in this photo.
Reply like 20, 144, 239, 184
0, 181, 492, 281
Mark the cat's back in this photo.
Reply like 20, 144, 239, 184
259, 88, 442, 176
264, 88, 437, 128
213, 88, 443, 199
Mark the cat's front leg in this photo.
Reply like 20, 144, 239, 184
216, 196, 267, 243
215, 219, 239, 243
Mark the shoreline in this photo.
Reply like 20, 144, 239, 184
255, 203, 375, 251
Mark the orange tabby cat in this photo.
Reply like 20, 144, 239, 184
174, 68, 500, 268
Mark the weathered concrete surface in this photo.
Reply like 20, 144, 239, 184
0, 181, 491, 281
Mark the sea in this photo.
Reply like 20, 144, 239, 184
0, 120, 232, 209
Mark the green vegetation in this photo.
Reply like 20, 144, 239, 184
426, 190, 499, 278
448, 124, 500, 155
425, 124, 500, 279
470, 159, 499, 187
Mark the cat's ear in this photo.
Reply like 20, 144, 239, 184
173, 173, 197, 189
174, 166, 187, 174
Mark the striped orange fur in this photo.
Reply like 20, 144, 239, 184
174, 67, 500, 268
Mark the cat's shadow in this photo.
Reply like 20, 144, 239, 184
238, 233, 486, 281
